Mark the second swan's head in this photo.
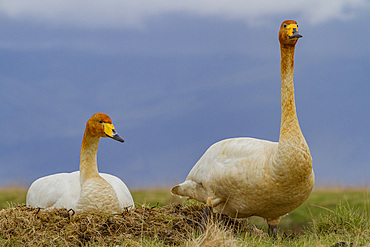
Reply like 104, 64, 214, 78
279, 20, 302, 46
86, 113, 124, 143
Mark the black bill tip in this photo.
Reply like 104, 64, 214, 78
108, 133, 124, 143
288, 29, 303, 39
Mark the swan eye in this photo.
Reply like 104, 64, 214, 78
99, 121, 103, 123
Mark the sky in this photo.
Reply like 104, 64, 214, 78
1, 0, 370, 189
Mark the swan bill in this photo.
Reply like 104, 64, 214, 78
103, 123, 125, 143
287, 24, 302, 39
288, 29, 302, 39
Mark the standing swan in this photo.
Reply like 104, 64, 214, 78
26, 113, 134, 214
171, 20, 314, 235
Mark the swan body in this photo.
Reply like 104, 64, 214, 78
26, 171, 134, 210
26, 113, 134, 213
171, 20, 314, 232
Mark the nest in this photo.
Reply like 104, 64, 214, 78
0, 204, 253, 246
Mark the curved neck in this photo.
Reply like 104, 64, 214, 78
278, 44, 303, 143
79, 130, 100, 183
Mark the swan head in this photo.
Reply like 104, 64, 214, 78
279, 20, 302, 46
86, 113, 124, 143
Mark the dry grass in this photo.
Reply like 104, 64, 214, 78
186, 223, 242, 247
0, 187, 369, 246
0, 203, 256, 246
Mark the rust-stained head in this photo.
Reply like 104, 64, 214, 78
85, 113, 124, 142
278, 20, 302, 46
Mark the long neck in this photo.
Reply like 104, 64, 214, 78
79, 130, 100, 183
278, 44, 304, 143
272, 44, 312, 181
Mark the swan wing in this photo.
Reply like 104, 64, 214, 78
26, 171, 80, 209
172, 137, 277, 202
188, 137, 277, 183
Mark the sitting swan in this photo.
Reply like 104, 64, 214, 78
171, 20, 314, 235
26, 113, 134, 213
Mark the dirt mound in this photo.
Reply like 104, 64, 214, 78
0, 204, 253, 246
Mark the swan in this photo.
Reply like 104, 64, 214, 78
171, 20, 314, 236
26, 113, 134, 213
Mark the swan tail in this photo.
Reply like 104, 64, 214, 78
171, 180, 208, 203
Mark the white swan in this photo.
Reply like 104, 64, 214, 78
26, 113, 134, 213
171, 20, 314, 235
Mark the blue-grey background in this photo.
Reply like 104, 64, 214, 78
1, 1, 369, 188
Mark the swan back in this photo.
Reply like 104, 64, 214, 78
26, 171, 80, 209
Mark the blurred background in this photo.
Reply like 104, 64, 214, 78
0, 0, 369, 189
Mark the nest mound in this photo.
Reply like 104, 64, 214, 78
0, 204, 253, 246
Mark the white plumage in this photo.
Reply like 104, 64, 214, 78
26, 113, 134, 213
26, 171, 134, 210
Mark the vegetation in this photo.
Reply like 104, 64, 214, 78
0, 187, 368, 246
0, 187, 26, 209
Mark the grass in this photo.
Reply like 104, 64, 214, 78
0, 187, 369, 246
0, 187, 27, 209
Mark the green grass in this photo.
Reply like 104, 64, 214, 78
0, 187, 369, 246
0, 187, 27, 209
130, 188, 185, 207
